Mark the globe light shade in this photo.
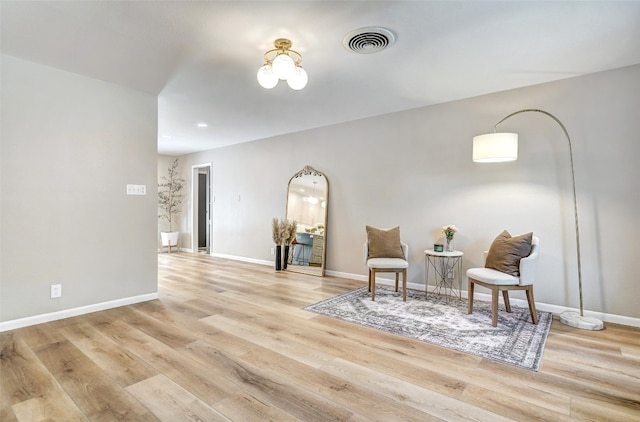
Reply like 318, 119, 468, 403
287, 66, 308, 90
257, 64, 278, 89
472, 133, 518, 162
272, 53, 295, 80
307, 196, 319, 205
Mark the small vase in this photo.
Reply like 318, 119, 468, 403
275, 245, 282, 271
446, 238, 454, 252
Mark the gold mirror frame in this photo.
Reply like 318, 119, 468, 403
285, 166, 329, 276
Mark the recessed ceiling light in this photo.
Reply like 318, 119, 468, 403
162, 134, 172, 138
197, 122, 208, 128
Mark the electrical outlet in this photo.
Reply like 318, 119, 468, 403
51, 284, 62, 299
270, 247, 275, 255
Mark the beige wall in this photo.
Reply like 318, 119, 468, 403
178, 64, 640, 320
0, 55, 158, 323
3, 55, 635, 324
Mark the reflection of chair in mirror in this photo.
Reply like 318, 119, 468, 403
288, 240, 298, 265
363, 226, 409, 301
292, 234, 312, 265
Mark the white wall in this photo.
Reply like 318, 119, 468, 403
178, 64, 640, 320
0, 55, 158, 323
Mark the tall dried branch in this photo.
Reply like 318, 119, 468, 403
158, 158, 185, 232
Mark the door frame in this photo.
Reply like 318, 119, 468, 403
191, 163, 213, 254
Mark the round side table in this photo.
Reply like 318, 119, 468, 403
424, 249, 463, 301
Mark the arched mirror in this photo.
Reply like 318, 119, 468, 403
285, 166, 328, 276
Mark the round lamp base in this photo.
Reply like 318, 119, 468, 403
559, 311, 604, 331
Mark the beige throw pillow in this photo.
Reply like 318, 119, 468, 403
366, 226, 405, 260
485, 230, 533, 276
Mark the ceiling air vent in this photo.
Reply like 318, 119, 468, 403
343, 27, 395, 54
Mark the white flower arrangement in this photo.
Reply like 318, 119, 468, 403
442, 224, 458, 241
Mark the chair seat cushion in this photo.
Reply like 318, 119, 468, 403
367, 258, 408, 269
467, 267, 519, 285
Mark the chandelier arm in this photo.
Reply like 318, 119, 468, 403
262, 48, 279, 63
263, 50, 302, 66
494, 109, 583, 317
287, 50, 302, 65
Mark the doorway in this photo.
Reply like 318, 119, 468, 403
191, 163, 213, 254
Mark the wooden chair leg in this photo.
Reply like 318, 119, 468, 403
402, 269, 407, 302
395, 272, 399, 292
491, 286, 499, 327
368, 269, 372, 292
525, 286, 538, 324
502, 290, 512, 313
371, 270, 376, 301
467, 279, 475, 314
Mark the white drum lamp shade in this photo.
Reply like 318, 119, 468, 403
472, 133, 518, 162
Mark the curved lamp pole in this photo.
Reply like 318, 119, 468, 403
473, 109, 603, 330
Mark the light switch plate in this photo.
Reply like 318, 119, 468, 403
127, 184, 146, 195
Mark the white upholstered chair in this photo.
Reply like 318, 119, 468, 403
363, 241, 409, 302
466, 236, 540, 327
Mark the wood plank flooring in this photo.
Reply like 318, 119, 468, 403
2, 252, 640, 421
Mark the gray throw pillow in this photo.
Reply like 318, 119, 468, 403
366, 226, 405, 260
485, 230, 533, 276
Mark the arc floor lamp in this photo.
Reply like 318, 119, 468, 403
473, 109, 604, 331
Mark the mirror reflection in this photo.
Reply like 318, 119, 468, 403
285, 166, 328, 276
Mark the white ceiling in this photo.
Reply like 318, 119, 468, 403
2, 1, 640, 156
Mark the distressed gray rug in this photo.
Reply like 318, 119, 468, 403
304, 286, 552, 371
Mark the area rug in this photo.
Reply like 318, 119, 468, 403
304, 286, 552, 371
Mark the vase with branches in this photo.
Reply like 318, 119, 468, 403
282, 219, 297, 270
272, 218, 298, 271
272, 218, 284, 271
158, 158, 185, 252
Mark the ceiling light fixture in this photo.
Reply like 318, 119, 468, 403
257, 38, 308, 90
307, 181, 319, 204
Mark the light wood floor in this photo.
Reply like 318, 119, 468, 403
2, 253, 640, 421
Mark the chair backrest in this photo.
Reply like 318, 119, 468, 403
518, 236, 539, 286
481, 236, 539, 285
363, 241, 409, 263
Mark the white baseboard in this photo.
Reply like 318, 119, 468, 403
0, 292, 159, 333
211, 252, 273, 266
